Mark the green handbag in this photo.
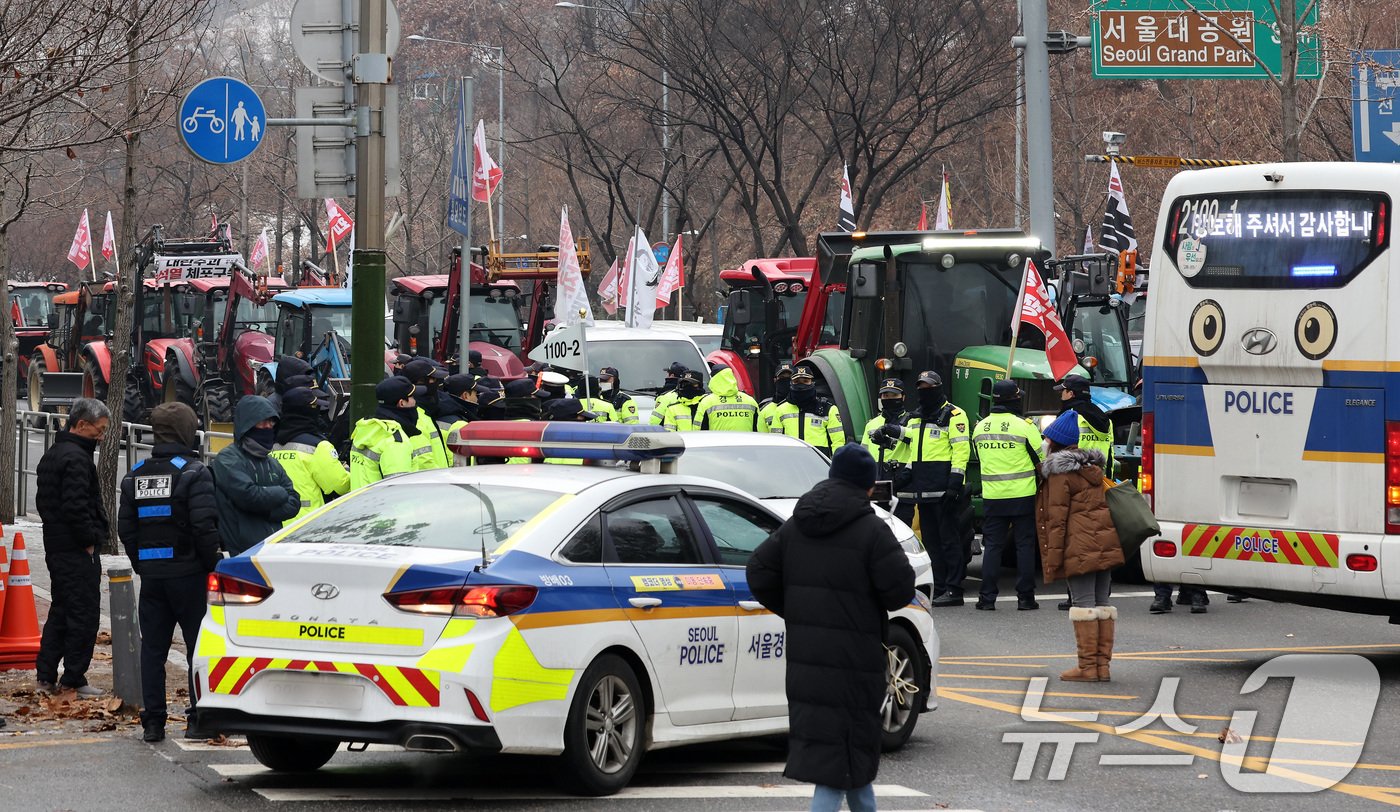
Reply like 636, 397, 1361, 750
1103, 481, 1161, 547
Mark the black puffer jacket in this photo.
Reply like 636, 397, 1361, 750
747, 478, 914, 789
117, 443, 222, 578
36, 431, 109, 555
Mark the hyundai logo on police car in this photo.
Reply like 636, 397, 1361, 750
311, 583, 340, 600
1241, 327, 1278, 355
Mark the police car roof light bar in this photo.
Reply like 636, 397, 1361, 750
448, 422, 686, 463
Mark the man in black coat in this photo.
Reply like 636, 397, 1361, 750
118, 402, 223, 742
747, 444, 914, 812
35, 397, 112, 696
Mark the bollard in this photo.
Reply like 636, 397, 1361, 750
107, 567, 142, 708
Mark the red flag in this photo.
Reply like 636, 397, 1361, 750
598, 258, 621, 316
211, 211, 219, 231
917, 203, 928, 230
250, 227, 270, 270
654, 235, 685, 308
472, 120, 502, 203
101, 210, 116, 261
11, 299, 21, 327
67, 209, 93, 271
325, 198, 354, 253
1013, 259, 1078, 380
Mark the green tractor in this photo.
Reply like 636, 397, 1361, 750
793, 230, 1137, 502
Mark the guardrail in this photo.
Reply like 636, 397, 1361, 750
15, 410, 234, 515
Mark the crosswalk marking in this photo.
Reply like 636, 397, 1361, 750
252, 784, 930, 802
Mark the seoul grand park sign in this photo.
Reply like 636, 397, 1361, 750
1091, 0, 1321, 79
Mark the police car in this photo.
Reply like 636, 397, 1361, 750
193, 423, 938, 795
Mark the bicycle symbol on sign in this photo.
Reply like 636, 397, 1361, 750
182, 107, 225, 134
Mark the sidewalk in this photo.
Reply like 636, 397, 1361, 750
2, 522, 193, 739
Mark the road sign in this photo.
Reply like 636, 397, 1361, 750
1090, 0, 1320, 80
290, 0, 401, 85
294, 87, 400, 198
1353, 50, 1400, 163
447, 84, 472, 237
528, 323, 588, 372
652, 242, 671, 265
179, 77, 266, 165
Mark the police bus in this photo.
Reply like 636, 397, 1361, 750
1139, 162, 1400, 619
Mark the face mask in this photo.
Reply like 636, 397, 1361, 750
245, 426, 276, 451
880, 399, 903, 418
458, 400, 480, 421
678, 381, 702, 398
601, 380, 617, 394
918, 387, 946, 411
789, 383, 817, 407
774, 378, 792, 400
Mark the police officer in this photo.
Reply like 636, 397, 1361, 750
769, 363, 844, 452
972, 380, 1044, 611
349, 376, 448, 489
269, 387, 349, 525
540, 398, 598, 464
117, 403, 222, 743
501, 378, 544, 420
659, 369, 707, 431
650, 362, 689, 425
696, 367, 759, 431
889, 372, 971, 606
758, 362, 794, 433
598, 366, 639, 424
863, 378, 911, 479
536, 370, 571, 401
477, 385, 507, 421
435, 374, 481, 434
1054, 373, 1116, 611
576, 376, 618, 423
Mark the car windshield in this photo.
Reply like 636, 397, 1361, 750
591, 338, 706, 393
309, 305, 354, 343
1070, 303, 1132, 386
689, 333, 721, 355
285, 483, 565, 553
678, 444, 828, 499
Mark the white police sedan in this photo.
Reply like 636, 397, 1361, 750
193, 424, 938, 796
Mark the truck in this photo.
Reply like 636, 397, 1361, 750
388, 241, 591, 376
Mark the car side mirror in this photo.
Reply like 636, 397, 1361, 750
728, 289, 753, 326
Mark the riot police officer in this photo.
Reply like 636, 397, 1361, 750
971, 380, 1044, 611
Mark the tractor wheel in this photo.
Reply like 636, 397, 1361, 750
81, 357, 108, 402
27, 360, 49, 413
162, 365, 195, 407
200, 384, 234, 425
123, 375, 147, 426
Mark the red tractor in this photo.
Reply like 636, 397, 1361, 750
389, 242, 591, 376
157, 264, 288, 423
9, 281, 68, 398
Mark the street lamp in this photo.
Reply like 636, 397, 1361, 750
554, 1, 670, 243
406, 34, 507, 238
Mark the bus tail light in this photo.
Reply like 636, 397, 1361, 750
1140, 412, 1154, 510
1347, 554, 1379, 573
1152, 540, 1177, 558
1386, 421, 1400, 533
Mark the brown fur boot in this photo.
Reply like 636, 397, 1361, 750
1061, 608, 1099, 682
1096, 606, 1117, 682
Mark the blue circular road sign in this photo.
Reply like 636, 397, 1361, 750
179, 76, 266, 165
652, 242, 671, 265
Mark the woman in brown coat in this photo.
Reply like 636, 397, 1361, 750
1036, 411, 1125, 682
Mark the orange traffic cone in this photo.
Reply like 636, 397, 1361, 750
0, 541, 9, 635
0, 533, 42, 671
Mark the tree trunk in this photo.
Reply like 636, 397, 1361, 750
97, 24, 142, 554
1280, 0, 1300, 161
0, 185, 17, 524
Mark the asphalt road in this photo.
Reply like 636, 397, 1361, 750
9, 560, 1400, 812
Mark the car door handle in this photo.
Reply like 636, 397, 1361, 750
738, 600, 765, 611
628, 597, 663, 609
